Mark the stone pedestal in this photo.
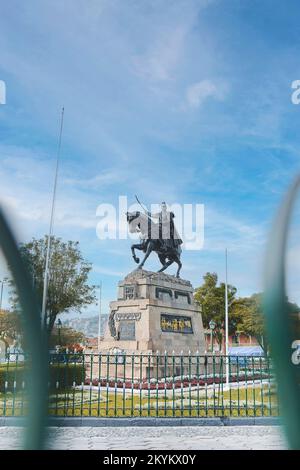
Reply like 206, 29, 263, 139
97, 269, 205, 379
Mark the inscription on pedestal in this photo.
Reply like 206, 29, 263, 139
119, 320, 136, 340
115, 312, 141, 321
160, 313, 193, 334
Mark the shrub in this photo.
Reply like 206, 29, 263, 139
49, 363, 86, 390
0, 362, 86, 392
0, 364, 25, 392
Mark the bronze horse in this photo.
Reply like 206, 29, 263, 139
126, 211, 182, 278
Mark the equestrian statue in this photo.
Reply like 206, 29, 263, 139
126, 198, 183, 278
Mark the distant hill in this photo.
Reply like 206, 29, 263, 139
62, 315, 109, 338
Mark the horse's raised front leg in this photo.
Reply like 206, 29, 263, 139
131, 243, 142, 264
138, 242, 152, 269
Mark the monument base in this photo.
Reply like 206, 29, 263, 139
97, 269, 205, 379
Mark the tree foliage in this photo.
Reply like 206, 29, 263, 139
231, 294, 267, 350
195, 272, 300, 354
232, 294, 300, 352
0, 309, 21, 347
11, 236, 96, 335
49, 325, 86, 349
194, 272, 240, 349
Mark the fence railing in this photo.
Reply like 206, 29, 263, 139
0, 352, 279, 418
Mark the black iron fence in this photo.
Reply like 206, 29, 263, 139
0, 351, 278, 418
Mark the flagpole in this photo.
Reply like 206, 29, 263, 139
225, 248, 229, 386
41, 107, 65, 328
97, 281, 102, 351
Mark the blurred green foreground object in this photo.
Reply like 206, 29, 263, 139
264, 175, 300, 450
0, 207, 48, 449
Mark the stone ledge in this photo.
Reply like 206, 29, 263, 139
0, 416, 282, 427
123, 269, 192, 287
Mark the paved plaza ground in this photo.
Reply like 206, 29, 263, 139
0, 425, 288, 450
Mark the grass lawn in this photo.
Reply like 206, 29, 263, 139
0, 383, 279, 418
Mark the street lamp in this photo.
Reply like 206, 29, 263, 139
209, 319, 216, 352
57, 318, 62, 346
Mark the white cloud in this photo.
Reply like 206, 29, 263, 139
64, 169, 129, 190
130, 1, 213, 84
0, 0, 296, 306
132, 26, 187, 82
0, 145, 100, 236
186, 79, 228, 109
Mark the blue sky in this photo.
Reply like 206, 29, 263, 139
0, 0, 300, 316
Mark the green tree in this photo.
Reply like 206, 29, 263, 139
231, 294, 266, 350
0, 309, 21, 348
11, 236, 96, 336
234, 293, 300, 353
49, 325, 86, 349
194, 272, 239, 350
